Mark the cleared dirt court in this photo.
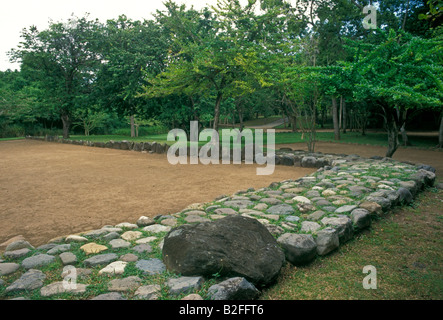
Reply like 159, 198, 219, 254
0, 140, 315, 247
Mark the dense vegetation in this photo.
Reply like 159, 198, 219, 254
0, 0, 442, 157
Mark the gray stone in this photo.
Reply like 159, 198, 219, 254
143, 224, 171, 233
285, 216, 300, 222
3, 248, 31, 259
300, 221, 321, 233
22, 254, 55, 269
334, 205, 358, 214
40, 281, 88, 297
301, 156, 317, 168
0, 262, 20, 276
398, 180, 418, 196
120, 253, 139, 262
321, 216, 354, 243
136, 216, 155, 227
396, 187, 413, 204
133, 243, 152, 254
83, 253, 118, 267
259, 198, 283, 205
5, 240, 34, 252
109, 239, 131, 249
315, 227, 339, 256
162, 215, 285, 288
5, 269, 46, 293
135, 258, 166, 275
277, 233, 317, 265
134, 285, 161, 300
207, 277, 260, 300
213, 208, 237, 215
166, 276, 204, 295
185, 215, 211, 223
350, 208, 372, 230
103, 232, 120, 241
91, 292, 127, 300
307, 210, 327, 221
47, 244, 71, 255
223, 200, 254, 209
365, 196, 391, 211
59, 252, 77, 265
108, 276, 142, 292
266, 204, 295, 215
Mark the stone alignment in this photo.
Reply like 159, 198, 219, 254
0, 137, 437, 300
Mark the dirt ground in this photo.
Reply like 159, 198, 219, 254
277, 142, 443, 175
0, 140, 314, 247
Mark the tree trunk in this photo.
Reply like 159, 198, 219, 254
236, 101, 244, 131
342, 97, 347, 134
332, 97, 340, 140
130, 115, 135, 138
384, 108, 400, 158
339, 96, 343, 129
400, 122, 410, 146
61, 112, 71, 139
439, 111, 443, 149
290, 115, 297, 132
213, 91, 223, 134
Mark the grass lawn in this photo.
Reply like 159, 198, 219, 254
261, 187, 443, 300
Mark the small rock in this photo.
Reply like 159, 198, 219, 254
334, 205, 358, 214
300, 221, 321, 233
133, 243, 152, 254
292, 196, 311, 204
115, 222, 138, 229
277, 233, 317, 265
207, 277, 259, 300
181, 294, 204, 300
3, 248, 31, 259
143, 224, 172, 233
47, 244, 71, 255
21, 254, 55, 269
5, 240, 34, 252
59, 252, 77, 265
109, 239, 131, 249
166, 276, 204, 295
321, 216, 354, 243
315, 227, 339, 256
350, 208, 372, 230
120, 253, 139, 262
99, 261, 128, 275
266, 204, 295, 215
213, 208, 237, 215
65, 235, 88, 243
134, 285, 161, 300
121, 231, 143, 241
0, 262, 20, 276
5, 269, 46, 293
80, 243, 108, 254
136, 216, 155, 227
135, 258, 166, 275
40, 281, 88, 297
108, 276, 142, 292
83, 253, 118, 267
185, 215, 211, 223
91, 292, 127, 300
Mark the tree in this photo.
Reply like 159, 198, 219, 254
349, 29, 443, 157
10, 15, 103, 138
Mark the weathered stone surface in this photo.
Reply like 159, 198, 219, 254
162, 215, 285, 287
91, 292, 126, 300
22, 254, 55, 269
133, 243, 152, 254
59, 252, 77, 265
136, 216, 155, 227
5, 269, 46, 293
65, 235, 88, 243
277, 233, 317, 265
40, 281, 88, 297
266, 204, 295, 215
109, 239, 131, 249
223, 199, 254, 209
134, 285, 161, 300
315, 227, 339, 256
334, 205, 357, 214
83, 253, 118, 267
207, 277, 260, 300
135, 258, 166, 275
213, 208, 237, 215
185, 215, 211, 224
99, 261, 127, 275
121, 231, 143, 241
5, 240, 34, 252
321, 216, 353, 243
3, 248, 31, 259
300, 221, 321, 233
365, 196, 391, 211
166, 276, 204, 295
181, 294, 204, 300
0, 262, 20, 276
143, 224, 172, 233
108, 276, 142, 292
359, 201, 383, 216
292, 196, 311, 204
80, 243, 108, 254
350, 208, 372, 230
396, 187, 413, 204
47, 244, 71, 255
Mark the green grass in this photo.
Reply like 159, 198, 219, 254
260, 188, 443, 300
0, 137, 25, 141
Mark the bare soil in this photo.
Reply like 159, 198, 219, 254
0, 140, 314, 247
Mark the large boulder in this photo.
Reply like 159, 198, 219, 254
162, 215, 285, 288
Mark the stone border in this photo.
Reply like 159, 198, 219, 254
0, 136, 438, 300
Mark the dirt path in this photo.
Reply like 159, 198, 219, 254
0, 140, 314, 247
276, 142, 443, 175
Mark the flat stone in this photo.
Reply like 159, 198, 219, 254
322, 189, 337, 196
120, 253, 139, 262
133, 243, 152, 254
143, 224, 172, 233
115, 222, 138, 229
307, 210, 327, 221
300, 221, 321, 233
22, 254, 56, 269
47, 244, 71, 255
99, 261, 128, 275
321, 216, 354, 244
359, 201, 383, 216
166, 276, 204, 295
259, 198, 283, 205
80, 243, 108, 254
134, 285, 161, 300
266, 204, 295, 215
5, 269, 46, 293
91, 292, 127, 300
65, 235, 88, 243
109, 239, 131, 249
0, 262, 20, 276
103, 232, 120, 241
121, 231, 143, 241
0, 235, 26, 252
83, 253, 118, 267
213, 208, 237, 215
185, 215, 211, 223
59, 252, 77, 265
5, 240, 34, 252
161, 218, 178, 227
181, 294, 204, 300
135, 258, 166, 275
292, 196, 311, 204
135, 236, 157, 244
350, 208, 372, 230
334, 205, 358, 214
223, 200, 254, 209
108, 276, 142, 292
182, 210, 207, 216
40, 281, 88, 297
3, 248, 31, 259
